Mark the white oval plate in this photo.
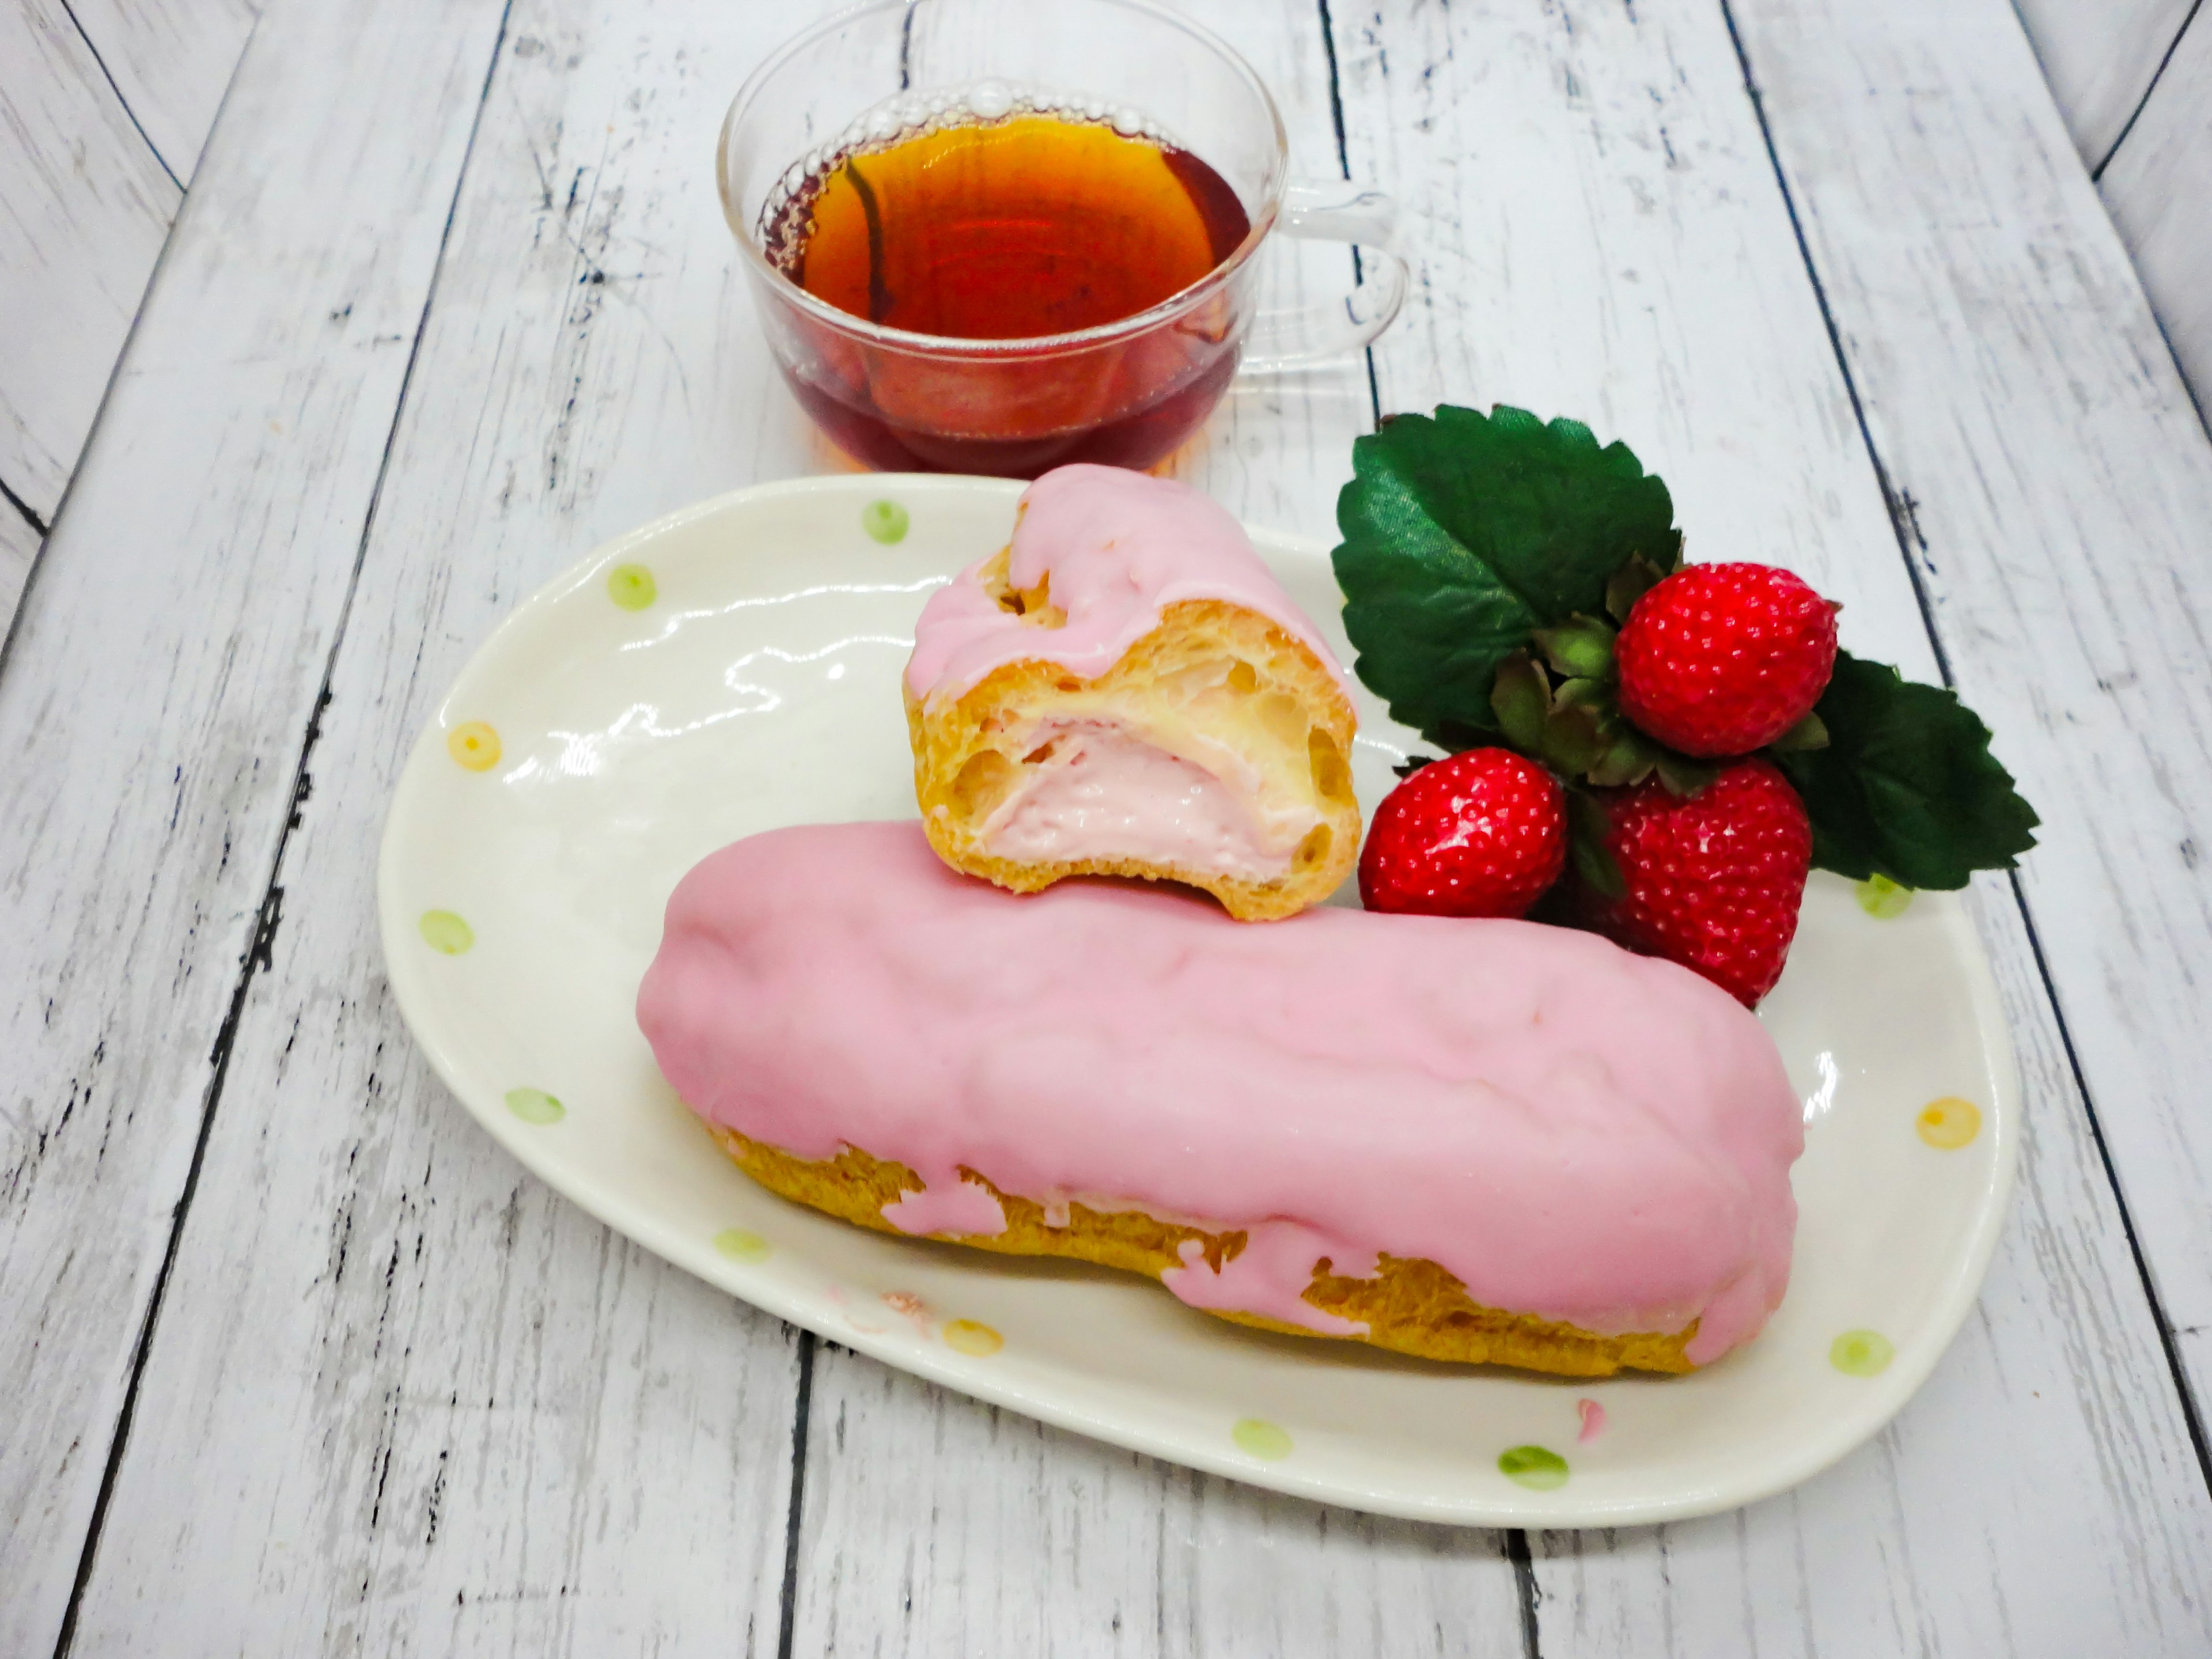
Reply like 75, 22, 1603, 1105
379, 474, 2018, 1527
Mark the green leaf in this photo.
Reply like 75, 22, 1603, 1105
1530, 614, 1618, 680
1542, 702, 1603, 776
1653, 752, 1719, 798
1489, 650, 1552, 752
1768, 711, 1830, 753
1566, 791, 1625, 899
1771, 652, 2039, 889
1604, 552, 1671, 621
1334, 405, 1683, 747
1588, 724, 1661, 789
1551, 676, 1608, 712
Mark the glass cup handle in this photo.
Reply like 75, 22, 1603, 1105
1240, 180, 1410, 373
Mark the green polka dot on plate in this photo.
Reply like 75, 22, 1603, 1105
861, 499, 910, 544
1498, 1445, 1569, 1490
1856, 874, 1914, 918
1830, 1329, 1894, 1376
1232, 1418, 1293, 1460
418, 910, 474, 955
607, 563, 657, 610
505, 1087, 564, 1126
713, 1228, 772, 1263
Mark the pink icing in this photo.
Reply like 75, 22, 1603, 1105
979, 720, 1308, 878
1164, 1226, 1377, 1337
881, 1173, 1007, 1237
637, 823, 1803, 1365
903, 463, 1354, 704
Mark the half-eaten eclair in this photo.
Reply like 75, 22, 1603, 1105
904, 464, 1360, 921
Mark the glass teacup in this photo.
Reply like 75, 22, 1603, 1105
718, 0, 1406, 476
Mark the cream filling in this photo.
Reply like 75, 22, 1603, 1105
977, 721, 1316, 881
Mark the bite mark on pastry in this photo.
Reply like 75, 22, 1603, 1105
905, 465, 1362, 921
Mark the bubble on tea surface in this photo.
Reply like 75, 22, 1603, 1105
1112, 105, 1144, 135
969, 79, 1013, 120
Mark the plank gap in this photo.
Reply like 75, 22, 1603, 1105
1717, 0, 2212, 1502
48, 877, 283, 1659
54, 0, 185, 192
775, 1330, 816, 1659
2004, 865, 2212, 1482
1505, 1528, 1543, 1659
1715, 0, 1957, 687
0, 476, 49, 542
0, 0, 264, 681
1314, 0, 1384, 429
40, 7, 518, 1645
2091, 0, 2206, 179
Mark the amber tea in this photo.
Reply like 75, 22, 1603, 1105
756, 93, 1254, 474
766, 108, 1249, 338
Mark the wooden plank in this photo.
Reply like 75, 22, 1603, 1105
0, 1, 514, 1652
778, 1, 1528, 1648
2011, 0, 2193, 166
1330, 0, 2212, 1650
2099, 10, 2212, 410
1736, 0, 2212, 1420
0, 0, 179, 519
66, 0, 259, 183
59, 0, 834, 1648
0, 502, 36, 642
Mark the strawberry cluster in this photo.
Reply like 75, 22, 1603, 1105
1361, 562, 1839, 1006
1335, 404, 2035, 1010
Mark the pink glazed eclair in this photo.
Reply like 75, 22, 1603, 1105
638, 822, 1804, 1376
904, 464, 1362, 921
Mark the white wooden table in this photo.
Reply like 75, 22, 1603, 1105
7, 1, 2212, 1652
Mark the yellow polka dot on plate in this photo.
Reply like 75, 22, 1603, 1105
1831, 1329, 1894, 1376
504, 1087, 563, 1125
712, 1228, 772, 1263
1233, 1418, 1293, 1460
448, 721, 501, 771
607, 563, 657, 610
1916, 1096, 1982, 1150
943, 1319, 1003, 1357
1857, 874, 1914, 918
418, 910, 473, 955
1498, 1445, 1569, 1490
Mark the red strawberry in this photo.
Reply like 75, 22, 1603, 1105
1582, 758, 1811, 1006
1361, 748, 1567, 918
1615, 563, 1838, 756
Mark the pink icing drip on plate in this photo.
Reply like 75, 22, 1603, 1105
637, 823, 1802, 1362
903, 464, 1353, 703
